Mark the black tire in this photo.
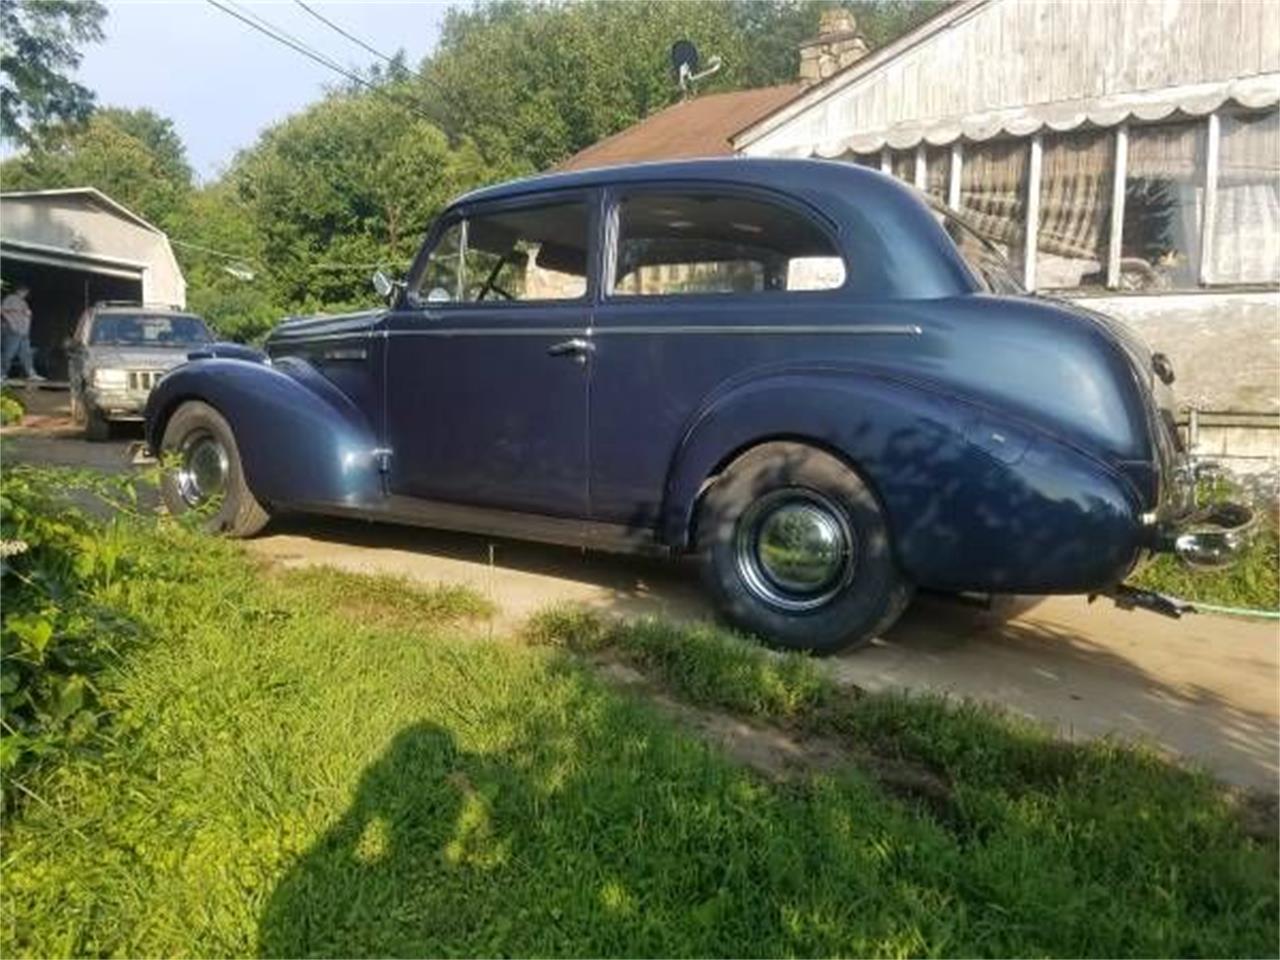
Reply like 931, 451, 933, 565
84, 403, 112, 442
696, 442, 912, 655
159, 400, 270, 537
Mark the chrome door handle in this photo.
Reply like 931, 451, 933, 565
547, 338, 594, 360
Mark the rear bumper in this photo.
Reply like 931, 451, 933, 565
1158, 501, 1257, 569
1152, 458, 1256, 569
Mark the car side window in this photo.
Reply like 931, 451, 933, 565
611, 191, 845, 296
413, 201, 589, 305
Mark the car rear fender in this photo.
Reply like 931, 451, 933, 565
662, 369, 1144, 593
144, 356, 383, 508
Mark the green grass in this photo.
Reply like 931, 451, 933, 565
2, 478, 1277, 957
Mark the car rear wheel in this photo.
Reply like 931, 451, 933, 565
160, 400, 270, 537
696, 442, 911, 654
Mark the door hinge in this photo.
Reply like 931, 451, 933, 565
372, 448, 392, 473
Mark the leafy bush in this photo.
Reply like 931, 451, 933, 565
0, 467, 152, 801
0, 389, 24, 426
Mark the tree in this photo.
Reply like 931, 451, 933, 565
0, 0, 106, 147
417, 0, 756, 173
230, 89, 489, 312
0, 107, 191, 230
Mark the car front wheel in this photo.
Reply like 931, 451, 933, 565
696, 442, 911, 654
159, 400, 270, 537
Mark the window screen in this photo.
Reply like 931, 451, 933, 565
1211, 109, 1280, 285
1036, 129, 1114, 290
414, 201, 589, 304
613, 192, 845, 296
1121, 121, 1205, 290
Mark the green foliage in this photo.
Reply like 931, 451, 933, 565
0, 475, 1275, 956
420, 0, 949, 172
229, 90, 489, 312
0, 107, 192, 231
0, 388, 23, 425
0, 466, 150, 795
0, 0, 106, 147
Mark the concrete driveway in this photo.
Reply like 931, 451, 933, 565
4, 388, 1277, 791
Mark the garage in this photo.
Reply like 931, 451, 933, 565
0, 188, 186, 381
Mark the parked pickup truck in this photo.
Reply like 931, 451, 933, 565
143, 159, 1254, 652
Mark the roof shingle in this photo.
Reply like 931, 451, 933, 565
555, 84, 802, 172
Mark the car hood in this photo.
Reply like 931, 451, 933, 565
267, 308, 385, 345
86, 346, 204, 370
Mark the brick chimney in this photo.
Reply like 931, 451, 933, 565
798, 9, 868, 86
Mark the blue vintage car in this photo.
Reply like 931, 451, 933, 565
143, 159, 1252, 652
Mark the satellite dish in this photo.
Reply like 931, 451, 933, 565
671, 39, 722, 96
671, 40, 699, 76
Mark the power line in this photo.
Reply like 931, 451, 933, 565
204, 0, 435, 125
294, 0, 396, 66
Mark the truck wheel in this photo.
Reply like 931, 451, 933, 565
696, 442, 912, 654
160, 400, 270, 537
84, 404, 112, 442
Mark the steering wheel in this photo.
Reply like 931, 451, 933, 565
478, 282, 514, 302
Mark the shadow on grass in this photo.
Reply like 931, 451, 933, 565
257, 650, 1278, 959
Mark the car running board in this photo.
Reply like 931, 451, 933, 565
1093, 584, 1198, 619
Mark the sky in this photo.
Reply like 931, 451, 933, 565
75, 1, 450, 180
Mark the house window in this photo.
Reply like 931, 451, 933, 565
958, 139, 1028, 276
1210, 109, 1280, 285
1036, 129, 1114, 290
889, 149, 915, 183
852, 152, 880, 169
925, 147, 950, 203
612, 192, 845, 296
1120, 121, 1205, 291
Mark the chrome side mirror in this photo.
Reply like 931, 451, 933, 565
371, 270, 394, 300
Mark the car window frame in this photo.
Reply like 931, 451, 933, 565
404, 188, 598, 313
601, 181, 849, 304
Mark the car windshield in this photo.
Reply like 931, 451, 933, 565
90, 313, 213, 346
925, 199, 1025, 295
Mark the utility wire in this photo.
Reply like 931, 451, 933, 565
204, 0, 435, 124
293, 0, 397, 66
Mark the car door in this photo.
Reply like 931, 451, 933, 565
383, 191, 596, 519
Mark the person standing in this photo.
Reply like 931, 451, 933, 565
1, 285, 43, 383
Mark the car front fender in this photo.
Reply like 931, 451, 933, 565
144, 356, 383, 509
661, 368, 1145, 594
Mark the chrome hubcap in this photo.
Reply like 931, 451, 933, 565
734, 489, 855, 611
175, 430, 229, 507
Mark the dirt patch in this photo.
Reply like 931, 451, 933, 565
588, 654, 953, 816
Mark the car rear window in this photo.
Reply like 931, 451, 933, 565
91, 314, 212, 345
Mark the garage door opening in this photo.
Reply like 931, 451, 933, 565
1, 259, 142, 381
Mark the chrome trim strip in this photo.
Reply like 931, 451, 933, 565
270, 330, 383, 345
270, 324, 924, 346
383, 324, 923, 338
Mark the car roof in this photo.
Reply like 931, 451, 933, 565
451, 157, 888, 208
